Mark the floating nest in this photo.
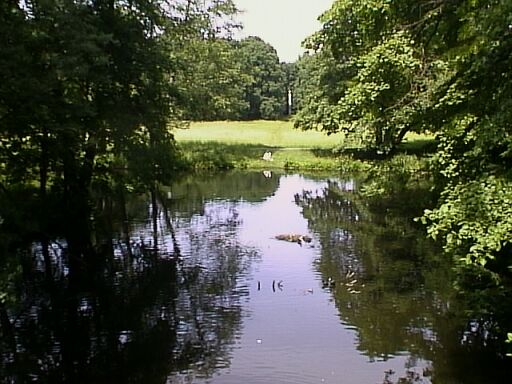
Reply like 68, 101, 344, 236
274, 234, 312, 245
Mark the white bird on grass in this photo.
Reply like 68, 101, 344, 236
262, 151, 273, 161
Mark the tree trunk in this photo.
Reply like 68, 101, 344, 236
394, 126, 410, 148
0, 302, 15, 351
62, 144, 97, 280
151, 184, 158, 250
39, 128, 49, 199
387, 126, 412, 157
118, 182, 133, 259
156, 188, 181, 258
374, 124, 384, 149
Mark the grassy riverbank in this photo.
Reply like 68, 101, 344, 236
174, 120, 435, 172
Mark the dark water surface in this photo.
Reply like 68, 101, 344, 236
1, 172, 509, 383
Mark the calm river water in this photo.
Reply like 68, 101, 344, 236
2, 171, 509, 383
135, 172, 507, 383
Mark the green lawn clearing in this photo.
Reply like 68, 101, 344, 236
174, 120, 436, 172
174, 120, 345, 148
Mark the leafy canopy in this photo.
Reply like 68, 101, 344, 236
294, 0, 457, 153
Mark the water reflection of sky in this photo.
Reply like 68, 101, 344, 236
194, 174, 431, 384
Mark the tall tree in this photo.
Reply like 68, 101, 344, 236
176, 38, 249, 121
292, 52, 333, 123
294, 0, 459, 154
295, 0, 512, 282
0, 0, 240, 273
423, 0, 512, 271
236, 36, 287, 120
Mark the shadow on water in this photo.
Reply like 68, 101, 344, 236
1, 171, 511, 383
0, 172, 275, 383
296, 177, 511, 384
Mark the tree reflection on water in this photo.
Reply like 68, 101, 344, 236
0, 172, 272, 383
1, 171, 511, 383
296, 178, 511, 384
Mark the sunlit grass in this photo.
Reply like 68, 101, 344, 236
400, 131, 438, 154
175, 121, 437, 171
174, 120, 346, 148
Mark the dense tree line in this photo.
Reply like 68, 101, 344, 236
0, 0, 289, 203
179, 35, 290, 121
293, 0, 512, 332
0, 0, 246, 280
0, 3, 260, 375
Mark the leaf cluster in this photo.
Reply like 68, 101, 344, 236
294, 0, 461, 153
423, 177, 512, 267
420, 0, 512, 275
294, 0, 512, 285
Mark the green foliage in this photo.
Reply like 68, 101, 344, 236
258, 97, 284, 120
0, 0, 242, 279
178, 141, 348, 172
414, 0, 512, 352
292, 53, 325, 116
423, 177, 512, 267
294, 0, 456, 153
0, 0, 242, 194
176, 38, 250, 120
295, 0, 512, 300
171, 33, 289, 121
420, 0, 512, 278
1, 0, 169, 191
357, 154, 433, 220
236, 37, 287, 120
181, 142, 234, 171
